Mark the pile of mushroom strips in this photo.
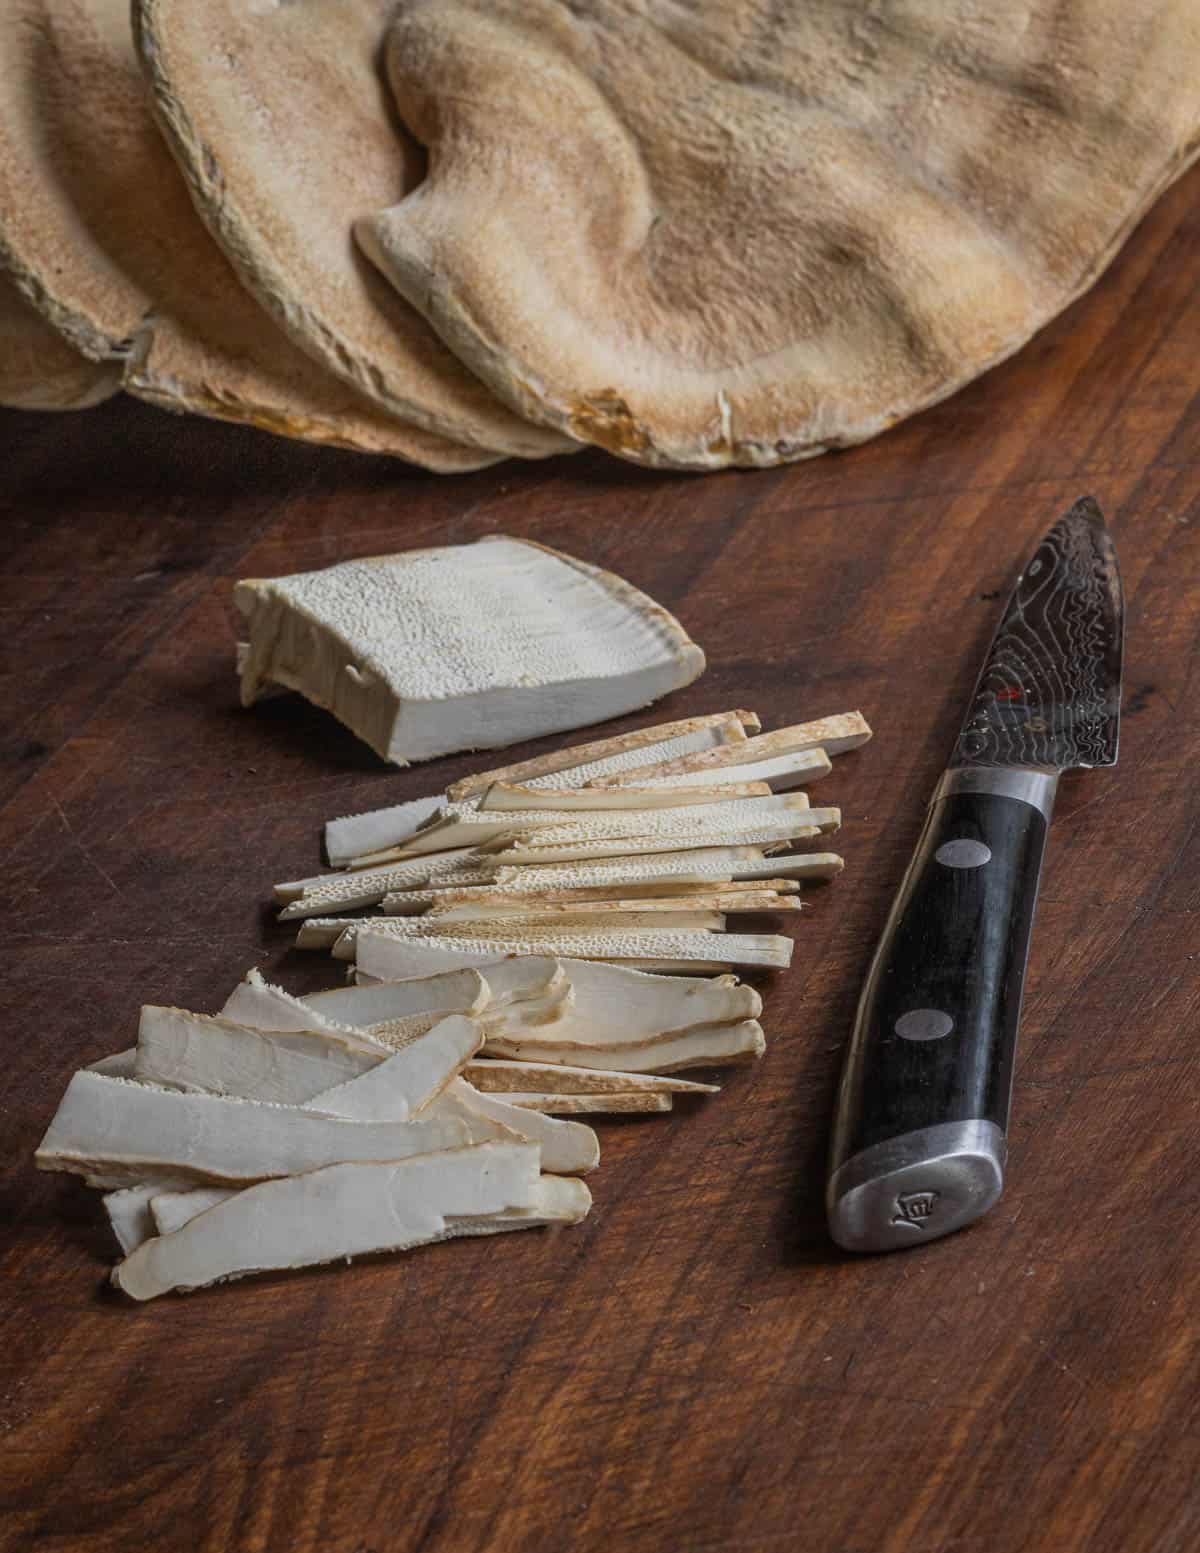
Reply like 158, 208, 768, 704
35, 707, 868, 1299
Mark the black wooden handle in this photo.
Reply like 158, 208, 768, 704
827, 770, 1054, 1252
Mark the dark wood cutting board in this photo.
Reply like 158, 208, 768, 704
1, 169, 1198, 1553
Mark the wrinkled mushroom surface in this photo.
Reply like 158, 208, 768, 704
359, 0, 1200, 468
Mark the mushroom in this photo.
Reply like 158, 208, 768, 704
133, 1004, 382, 1102
592, 715, 873, 786
0, 0, 476, 464
234, 537, 704, 764
133, 0, 571, 461
357, 2, 1200, 468
430, 1079, 600, 1175
486, 1019, 767, 1074
347, 925, 793, 974
0, 272, 120, 410
35, 1070, 473, 1188
111, 1142, 544, 1299
324, 709, 755, 866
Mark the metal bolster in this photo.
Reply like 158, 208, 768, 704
934, 767, 1059, 820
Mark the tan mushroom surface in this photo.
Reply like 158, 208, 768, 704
134, 0, 573, 461
0, 0, 486, 465
0, 270, 120, 410
358, 0, 1200, 469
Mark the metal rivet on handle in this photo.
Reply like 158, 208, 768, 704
895, 1009, 955, 1043
935, 839, 992, 869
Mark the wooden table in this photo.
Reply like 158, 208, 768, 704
3, 166, 1198, 1553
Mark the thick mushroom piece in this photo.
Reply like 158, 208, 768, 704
235, 537, 704, 765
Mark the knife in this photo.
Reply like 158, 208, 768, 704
827, 496, 1124, 1253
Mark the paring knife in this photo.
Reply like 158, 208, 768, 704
827, 496, 1124, 1253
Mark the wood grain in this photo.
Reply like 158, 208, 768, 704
2, 167, 1199, 1553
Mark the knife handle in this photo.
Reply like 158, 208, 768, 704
827, 767, 1057, 1253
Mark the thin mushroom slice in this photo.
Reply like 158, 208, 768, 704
591, 715, 873, 786
148, 1170, 590, 1244
474, 779, 770, 813
134, 1005, 381, 1103
274, 850, 481, 907
0, 270, 120, 409
300, 1016, 484, 1120
431, 1079, 599, 1175
142, 1169, 589, 1292
220, 970, 385, 1044
379, 792, 814, 861
445, 711, 758, 802
730, 853, 845, 883
489, 815, 837, 866
298, 919, 366, 952
349, 925, 793, 972
324, 795, 448, 869
150, 1185, 236, 1237
422, 890, 797, 920
133, 0, 569, 460
361, 3, 1200, 469
465, 1059, 717, 1096
487, 1019, 767, 1073
613, 748, 833, 793
488, 847, 766, 894
278, 854, 489, 920
442, 1173, 592, 1233
501, 1091, 673, 1114
0, 0, 485, 465
104, 1182, 171, 1255
36, 1070, 472, 1188
351, 940, 567, 1002
236, 537, 704, 765
506, 959, 761, 1045
323, 709, 755, 865
112, 1142, 542, 1299
383, 909, 729, 935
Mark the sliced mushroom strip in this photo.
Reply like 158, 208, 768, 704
501, 1092, 673, 1114
487, 1019, 766, 1073
36, 1070, 473, 1188
613, 748, 833, 793
592, 714, 873, 785
475, 779, 771, 813
430, 1079, 599, 1174
134, 1005, 382, 1102
445, 711, 757, 801
112, 1142, 543, 1299
300, 1017, 483, 1120
422, 891, 797, 920
345, 925, 793, 973
323, 710, 754, 866
463, 1059, 718, 1095
104, 1182, 173, 1256
298, 968, 491, 1026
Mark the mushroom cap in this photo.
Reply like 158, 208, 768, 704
0, 0, 486, 464
134, 0, 573, 460
0, 269, 120, 410
359, 0, 1200, 468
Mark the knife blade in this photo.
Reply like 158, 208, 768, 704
827, 496, 1124, 1253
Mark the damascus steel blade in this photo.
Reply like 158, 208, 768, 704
953, 497, 1123, 772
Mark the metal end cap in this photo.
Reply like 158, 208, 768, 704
827, 1120, 1006, 1254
